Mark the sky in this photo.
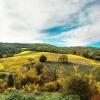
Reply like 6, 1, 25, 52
0, 0, 100, 47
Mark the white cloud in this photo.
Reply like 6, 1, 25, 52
59, 3, 100, 47
0, 0, 99, 46
3, 0, 90, 29
59, 21, 100, 46
0, 30, 45, 43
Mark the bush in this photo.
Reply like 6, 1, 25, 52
14, 68, 37, 87
63, 76, 94, 100
7, 74, 14, 87
42, 66, 52, 82
58, 55, 68, 63
56, 66, 65, 78
94, 67, 100, 81
34, 62, 44, 75
14, 76, 22, 89
44, 81, 59, 92
21, 77, 34, 86
95, 56, 100, 61
39, 55, 47, 62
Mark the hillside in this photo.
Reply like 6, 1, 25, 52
0, 43, 100, 61
0, 51, 100, 74
0, 45, 100, 100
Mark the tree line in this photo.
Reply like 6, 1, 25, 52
0, 43, 100, 61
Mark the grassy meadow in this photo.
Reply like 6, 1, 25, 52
0, 50, 100, 100
0, 51, 100, 74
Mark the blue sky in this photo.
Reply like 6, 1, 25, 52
0, 0, 100, 47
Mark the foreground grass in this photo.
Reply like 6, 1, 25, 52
0, 91, 80, 100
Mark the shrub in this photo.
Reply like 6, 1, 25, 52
0, 54, 3, 58
14, 76, 22, 89
94, 67, 100, 81
21, 77, 34, 86
7, 74, 14, 87
94, 56, 100, 61
34, 62, 44, 75
0, 73, 6, 79
42, 66, 52, 82
44, 81, 59, 92
22, 84, 41, 94
55, 66, 65, 78
39, 55, 47, 62
14, 68, 37, 88
0, 79, 7, 93
97, 82, 100, 94
58, 55, 68, 63
56, 78, 66, 91
63, 76, 94, 100
26, 68, 37, 78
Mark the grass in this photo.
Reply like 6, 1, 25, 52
16, 51, 100, 65
67, 54, 100, 66
0, 63, 4, 71
0, 51, 100, 73
0, 91, 79, 100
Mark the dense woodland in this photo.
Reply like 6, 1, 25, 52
0, 42, 100, 61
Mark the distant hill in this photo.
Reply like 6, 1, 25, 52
0, 43, 100, 61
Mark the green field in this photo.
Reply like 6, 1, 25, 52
0, 51, 100, 73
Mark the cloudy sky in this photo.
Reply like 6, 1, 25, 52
0, 0, 100, 47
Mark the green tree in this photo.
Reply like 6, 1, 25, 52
63, 76, 94, 100
39, 55, 47, 62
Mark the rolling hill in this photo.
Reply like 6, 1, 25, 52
0, 51, 100, 75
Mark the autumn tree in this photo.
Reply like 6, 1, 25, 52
58, 55, 68, 63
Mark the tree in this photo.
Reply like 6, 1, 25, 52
58, 55, 68, 63
39, 55, 47, 62
63, 76, 95, 100
0, 54, 3, 58
94, 56, 100, 61
7, 74, 14, 87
